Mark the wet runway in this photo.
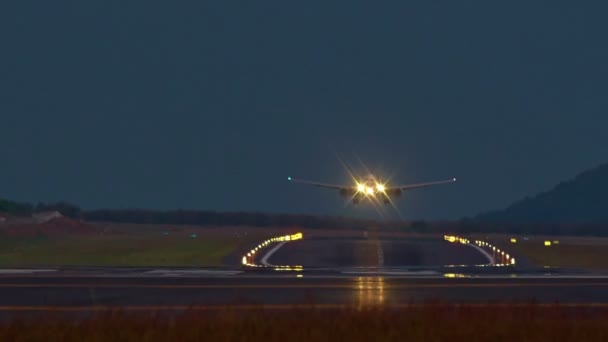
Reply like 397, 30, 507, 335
0, 235, 603, 315
269, 238, 490, 267
1, 274, 608, 313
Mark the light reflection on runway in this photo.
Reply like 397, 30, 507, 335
356, 276, 385, 309
0, 276, 608, 312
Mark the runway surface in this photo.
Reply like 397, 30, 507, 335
1, 274, 608, 314
268, 238, 490, 267
0, 235, 603, 315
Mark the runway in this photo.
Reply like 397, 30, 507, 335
0, 235, 603, 315
268, 237, 490, 267
0, 274, 608, 314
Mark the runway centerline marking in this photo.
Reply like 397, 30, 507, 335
376, 240, 384, 267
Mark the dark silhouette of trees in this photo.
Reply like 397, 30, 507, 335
0, 199, 33, 216
2, 198, 608, 236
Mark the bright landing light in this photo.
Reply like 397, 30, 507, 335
357, 183, 365, 192
365, 187, 374, 195
376, 184, 385, 192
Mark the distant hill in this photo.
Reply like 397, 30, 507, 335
476, 162, 608, 224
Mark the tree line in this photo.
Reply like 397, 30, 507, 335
1, 199, 607, 236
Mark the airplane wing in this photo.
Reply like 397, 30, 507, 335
287, 177, 351, 190
386, 178, 457, 192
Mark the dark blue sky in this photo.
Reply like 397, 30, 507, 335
1, 2, 607, 220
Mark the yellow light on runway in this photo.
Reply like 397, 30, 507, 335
510, 238, 517, 243
444, 273, 466, 278
544, 241, 552, 247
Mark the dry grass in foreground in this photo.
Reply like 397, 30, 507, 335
2, 303, 608, 341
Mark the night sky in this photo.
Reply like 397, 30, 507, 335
1, 2, 607, 220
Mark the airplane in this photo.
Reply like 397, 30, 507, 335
288, 174, 456, 204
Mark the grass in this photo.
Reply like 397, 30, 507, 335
1, 304, 608, 341
471, 234, 608, 271
510, 241, 608, 270
0, 233, 259, 267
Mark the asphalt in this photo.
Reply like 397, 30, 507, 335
268, 237, 493, 267
0, 236, 604, 315
1, 276, 608, 312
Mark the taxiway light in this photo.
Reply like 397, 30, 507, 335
288, 176, 292, 181
544, 241, 552, 247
